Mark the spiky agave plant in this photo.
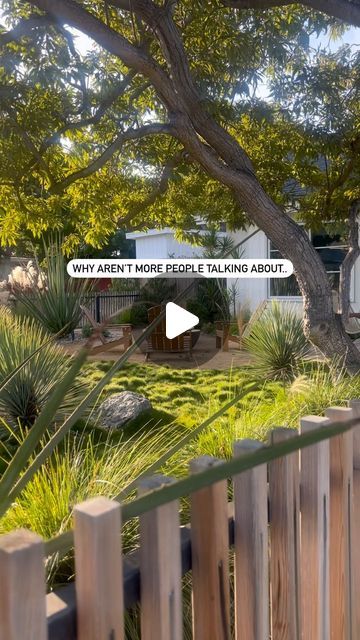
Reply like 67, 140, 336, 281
0, 307, 86, 429
11, 239, 90, 336
243, 301, 309, 382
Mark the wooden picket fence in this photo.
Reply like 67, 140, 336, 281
2, 401, 360, 639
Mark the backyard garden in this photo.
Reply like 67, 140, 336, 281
1, 248, 360, 600
1, 0, 360, 637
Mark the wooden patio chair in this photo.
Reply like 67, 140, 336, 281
80, 304, 133, 355
216, 300, 268, 351
144, 304, 194, 360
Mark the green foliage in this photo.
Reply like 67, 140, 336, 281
0, 1, 349, 247
83, 362, 252, 430
115, 303, 148, 326
110, 278, 140, 293
114, 277, 178, 326
140, 278, 176, 306
0, 307, 85, 429
187, 280, 230, 325
12, 241, 90, 336
0, 426, 185, 585
243, 301, 309, 381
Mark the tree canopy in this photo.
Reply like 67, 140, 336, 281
0, 0, 359, 251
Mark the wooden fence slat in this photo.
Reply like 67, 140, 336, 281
0, 529, 47, 640
138, 475, 182, 640
268, 428, 301, 640
233, 439, 269, 640
74, 497, 124, 640
300, 416, 330, 640
349, 399, 360, 640
325, 406, 354, 640
190, 456, 231, 640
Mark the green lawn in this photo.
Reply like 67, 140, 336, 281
83, 361, 257, 432
82, 359, 360, 450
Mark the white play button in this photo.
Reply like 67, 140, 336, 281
165, 302, 199, 340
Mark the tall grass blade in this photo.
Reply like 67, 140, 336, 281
0, 346, 89, 514
116, 381, 259, 500
6, 311, 167, 506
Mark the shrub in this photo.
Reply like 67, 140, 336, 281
243, 301, 309, 382
187, 279, 230, 326
11, 240, 90, 336
115, 303, 148, 326
140, 277, 176, 305
0, 308, 85, 429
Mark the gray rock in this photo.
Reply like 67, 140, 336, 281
97, 391, 152, 429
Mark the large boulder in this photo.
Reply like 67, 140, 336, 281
97, 391, 152, 429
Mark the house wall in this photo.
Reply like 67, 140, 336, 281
126, 229, 205, 259
127, 227, 360, 315
129, 232, 169, 259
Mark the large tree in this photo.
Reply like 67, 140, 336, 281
1, 0, 360, 369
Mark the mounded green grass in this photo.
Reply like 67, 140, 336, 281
83, 361, 252, 431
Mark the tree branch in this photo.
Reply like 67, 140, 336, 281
39, 71, 137, 153
124, 149, 186, 220
221, 0, 360, 29
26, 0, 178, 110
132, 0, 254, 175
49, 122, 174, 193
0, 14, 52, 45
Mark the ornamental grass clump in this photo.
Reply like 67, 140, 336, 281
0, 307, 86, 429
11, 240, 89, 336
243, 301, 309, 382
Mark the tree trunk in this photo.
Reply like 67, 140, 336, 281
339, 201, 360, 322
234, 177, 360, 373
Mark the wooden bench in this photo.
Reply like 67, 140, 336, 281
80, 305, 133, 355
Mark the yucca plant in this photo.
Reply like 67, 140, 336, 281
243, 301, 309, 382
11, 240, 90, 336
0, 307, 86, 429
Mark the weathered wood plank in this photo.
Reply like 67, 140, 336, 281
74, 497, 124, 640
190, 456, 231, 640
233, 439, 269, 640
268, 428, 301, 640
300, 416, 330, 640
325, 407, 354, 640
138, 475, 182, 640
0, 529, 47, 640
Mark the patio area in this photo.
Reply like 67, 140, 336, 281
61, 329, 253, 370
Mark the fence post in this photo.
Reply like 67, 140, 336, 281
190, 456, 231, 640
95, 294, 101, 323
325, 407, 354, 640
138, 475, 182, 640
268, 428, 301, 640
233, 439, 269, 640
349, 399, 360, 639
300, 416, 330, 640
74, 497, 124, 640
0, 529, 47, 640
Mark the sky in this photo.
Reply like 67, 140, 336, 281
70, 22, 360, 55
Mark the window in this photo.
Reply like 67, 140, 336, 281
268, 228, 349, 298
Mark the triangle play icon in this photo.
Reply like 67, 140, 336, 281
165, 302, 199, 340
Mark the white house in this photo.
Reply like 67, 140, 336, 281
126, 224, 360, 314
